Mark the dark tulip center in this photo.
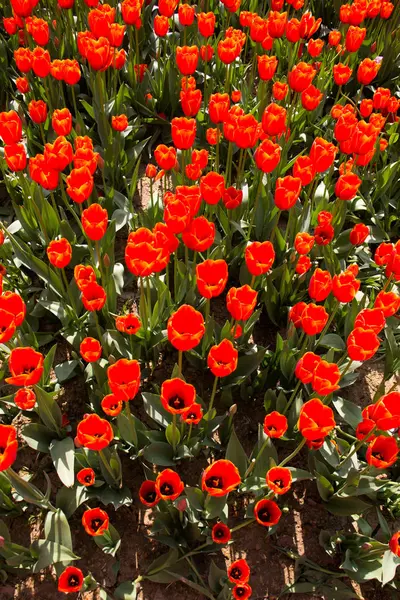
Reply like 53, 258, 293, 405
0, 447, 4, 454
160, 483, 173, 496
110, 404, 118, 410
22, 364, 35, 374
206, 476, 222, 489
169, 395, 185, 409
93, 432, 103, 438
91, 518, 103, 531
215, 528, 224, 538
68, 575, 79, 586
274, 479, 283, 488
230, 568, 242, 580
85, 475, 92, 483
267, 425, 276, 432
258, 509, 271, 523
235, 588, 245, 597
126, 324, 136, 332
372, 452, 384, 461
145, 491, 156, 503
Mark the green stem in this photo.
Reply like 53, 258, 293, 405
246, 173, 264, 241
279, 437, 307, 468
178, 350, 183, 378
60, 268, 78, 315
208, 376, 218, 412
244, 438, 268, 478
125, 401, 139, 447
98, 449, 118, 485
172, 413, 178, 451
337, 426, 377, 468
284, 379, 302, 415
230, 518, 256, 533
340, 359, 353, 379
315, 300, 340, 349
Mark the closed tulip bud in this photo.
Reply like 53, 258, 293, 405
229, 404, 238, 416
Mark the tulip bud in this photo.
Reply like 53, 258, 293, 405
362, 542, 372, 551
0, 536, 5, 548
371, 42, 377, 53
103, 253, 111, 268
96, 154, 105, 170
177, 498, 187, 512
229, 404, 237, 416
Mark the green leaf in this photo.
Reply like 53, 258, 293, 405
142, 392, 172, 428
224, 346, 265, 385
381, 550, 400, 586
325, 496, 371, 516
44, 509, 72, 550
143, 442, 175, 466
208, 560, 226, 593
5, 469, 47, 508
34, 386, 62, 433
50, 438, 75, 488
22, 424, 56, 453
225, 427, 248, 477
204, 495, 227, 520
319, 334, 345, 351
333, 397, 362, 430
185, 487, 205, 511
376, 507, 391, 541
56, 485, 89, 518
94, 523, 121, 557
8, 234, 64, 297
32, 540, 79, 572
89, 485, 132, 510
54, 360, 79, 384
165, 422, 181, 448
147, 549, 180, 576
288, 468, 314, 482
316, 473, 334, 501
42, 343, 57, 384
115, 582, 137, 600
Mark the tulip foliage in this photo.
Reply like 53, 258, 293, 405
0, 0, 400, 598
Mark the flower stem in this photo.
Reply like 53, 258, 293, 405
279, 437, 307, 468
125, 401, 138, 447
178, 350, 183, 378
337, 426, 377, 468
208, 376, 218, 412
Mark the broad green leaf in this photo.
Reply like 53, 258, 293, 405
50, 438, 75, 488
32, 540, 79, 572
226, 427, 248, 477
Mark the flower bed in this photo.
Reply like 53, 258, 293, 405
0, 0, 400, 598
